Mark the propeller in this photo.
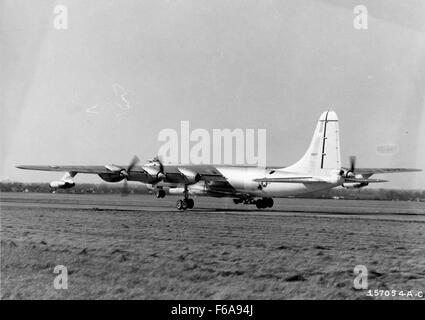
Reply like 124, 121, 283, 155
121, 155, 140, 196
127, 155, 140, 172
152, 155, 165, 180
339, 155, 357, 178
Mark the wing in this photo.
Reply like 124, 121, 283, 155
344, 177, 388, 183
16, 165, 114, 174
343, 168, 422, 175
203, 175, 240, 196
16, 164, 239, 193
164, 164, 240, 196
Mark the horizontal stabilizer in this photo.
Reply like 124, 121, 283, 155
253, 177, 321, 184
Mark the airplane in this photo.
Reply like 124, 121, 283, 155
17, 110, 421, 211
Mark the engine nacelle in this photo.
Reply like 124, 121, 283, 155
140, 166, 166, 183
49, 180, 75, 189
342, 182, 369, 189
178, 168, 201, 185
169, 183, 206, 195
142, 166, 159, 177
168, 188, 185, 195
98, 173, 124, 182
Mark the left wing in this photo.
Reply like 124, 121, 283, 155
16, 163, 242, 196
16, 165, 114, 174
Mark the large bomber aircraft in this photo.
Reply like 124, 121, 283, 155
17, 111, 421, 210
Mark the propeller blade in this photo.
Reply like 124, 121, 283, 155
349, 156, 356, 173
156, 155, 164, 174
127, 155, 140, 172
155, 155, 167, 180
121, 155, 140, 196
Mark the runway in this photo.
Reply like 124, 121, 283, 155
1, 192, 425, 299
2, 192, 425, 219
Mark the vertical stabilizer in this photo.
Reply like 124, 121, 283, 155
284, 110, 341, 174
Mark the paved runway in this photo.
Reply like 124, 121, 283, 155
1, 192, 424, 221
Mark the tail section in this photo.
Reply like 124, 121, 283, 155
284, 110, 341, 174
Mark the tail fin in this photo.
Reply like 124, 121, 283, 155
284, 110, 341, 174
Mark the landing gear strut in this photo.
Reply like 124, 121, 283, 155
176, 186, 194, 211
156, 189, 166, 198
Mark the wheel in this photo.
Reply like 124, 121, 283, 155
265, 197, 274, 208
176, 199, 187, 210
185, 198, 194, 209
255, 200, 265, 209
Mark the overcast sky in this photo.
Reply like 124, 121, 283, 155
1, 0, 424, 189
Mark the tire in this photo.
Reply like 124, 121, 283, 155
176, 199, 186, 210
185, 199, 194, 209
256, 200, 264, 209
266, 198, 274, 208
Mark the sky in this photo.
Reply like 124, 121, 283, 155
1, 0, 424, 189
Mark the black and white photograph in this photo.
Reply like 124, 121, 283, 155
1, 0, 424, 306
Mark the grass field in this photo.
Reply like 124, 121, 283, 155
1, 193, 424, 299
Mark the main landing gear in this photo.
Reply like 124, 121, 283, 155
233, 197, 274, 209
255, 197, 274, 209
176, 186, 194, 211
176, 198, 194, 210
